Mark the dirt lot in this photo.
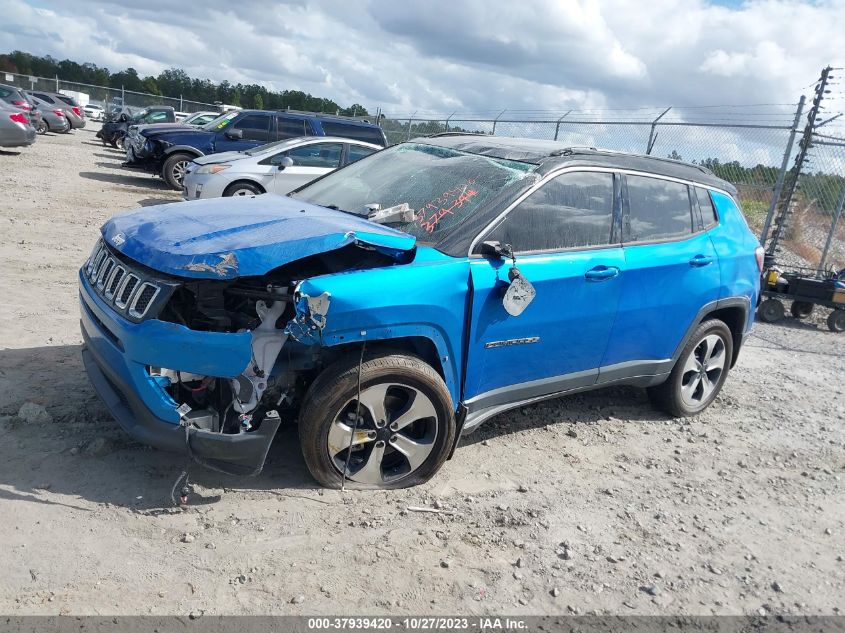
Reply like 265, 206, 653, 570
0, 131, 843, 617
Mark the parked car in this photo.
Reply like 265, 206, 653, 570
97, 106, 176, 148
0, 83, 35, 112
0, 102, 36, 148
79, 136, 763, 488
181, 111, 220, 126
30, 96, 70, 134
182, 136, 380, 199
84, 103, 105, 121
26, 91, 85, 129
123, 109, 388, 189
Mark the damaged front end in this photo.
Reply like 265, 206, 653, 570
80, 199, 416, 476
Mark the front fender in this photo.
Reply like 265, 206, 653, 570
291, 250, 471, 409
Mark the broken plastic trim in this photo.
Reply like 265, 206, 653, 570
285, 286, 331, 344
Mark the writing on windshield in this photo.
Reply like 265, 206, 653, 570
417, 179, 478, 234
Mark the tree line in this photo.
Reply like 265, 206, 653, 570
0, 50, 369, 116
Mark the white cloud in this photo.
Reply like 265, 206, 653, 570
0, 0, 842, 115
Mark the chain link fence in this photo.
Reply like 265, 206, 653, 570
380, 102, 844, 272
1, 71, 216, 113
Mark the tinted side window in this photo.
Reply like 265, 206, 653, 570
276, 116, 307, 140
232, 114, 271, 141
626, 175, 693, 242
284, 143, 343, 168
347, 145, 376, 164
32, 92, 53, 103
695, 187, 718, 229
320, 121, 385, 146
485, 171, 615, 253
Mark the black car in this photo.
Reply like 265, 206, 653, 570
96, 106, 176, 149
122, 109, 388, 189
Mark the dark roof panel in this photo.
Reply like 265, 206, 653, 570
413, 134, 736, 195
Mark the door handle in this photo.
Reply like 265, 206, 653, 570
584, 265, 620, 281
689, 255, 714, 267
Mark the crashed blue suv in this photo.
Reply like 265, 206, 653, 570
80, 136, 762, 488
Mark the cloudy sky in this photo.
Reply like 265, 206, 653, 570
1, 0, 842, 115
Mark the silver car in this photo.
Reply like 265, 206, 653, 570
182, 136, 380, 199
30, 96, 70, 134
26, 91, 86, 129
0, 102, 36, 148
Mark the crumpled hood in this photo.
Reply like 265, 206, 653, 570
131, 123, 192, 134
141, 127, 214, 141
101, 194, 417, 280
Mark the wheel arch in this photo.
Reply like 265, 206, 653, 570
162, 145, 204, 158
674, 297, 750, 369
223, 179, 266, 195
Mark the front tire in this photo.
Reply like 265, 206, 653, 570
790, 301, 814, 319
299, 352, 456, 489
828, 310, 845, 333
162, 153, 192, 189
223, 182, 263, 197
758, 298, 785, 323
648, 319, 733, 417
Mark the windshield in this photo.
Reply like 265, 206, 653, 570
291, 143, 536, 244
245, 138, 303, 156
202, 111, 239, 131
131, 108, 149, 122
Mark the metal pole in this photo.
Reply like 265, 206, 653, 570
760, 95, 806, 244
406, 111, 417, 141
180, 94, 183, 111
553, 110, 572, 141
55, 74, 59, 91
444, 111, 455, 133
491, 109, 506, 135
646, 107, 672, 155
819, 182, 845, 272
121, 85, 125, 107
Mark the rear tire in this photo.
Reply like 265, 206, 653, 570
828, 310, 845, 333
162, 153, 193, 190
790, 301, 814, 319
223, 182, 262, 197
299, 352, 456, 489
758, 298, 785, 323
35, 120, 47, 135
648, 319, 733, 417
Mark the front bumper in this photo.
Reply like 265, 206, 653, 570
79, 269, 281, 475
182, 171, 228, 200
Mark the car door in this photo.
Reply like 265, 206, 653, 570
463, 170, 625, 409
215, 113, 272, 152
269, 141, 344, 194
274, 115, 309, 141
598, 173, 721, 379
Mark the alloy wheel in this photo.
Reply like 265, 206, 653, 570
172, 160, 188, 186
327, 383, 438, 485
679, 333, 726, 408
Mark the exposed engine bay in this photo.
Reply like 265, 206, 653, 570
150, 244, 399, 441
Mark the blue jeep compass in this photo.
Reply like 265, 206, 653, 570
80, 135, 763, 488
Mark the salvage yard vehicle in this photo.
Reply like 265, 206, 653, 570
26, 91, 85, 129
84, 103, 105, 121
79, 136, 762, 488
97, 106, 176, 149
122, 109, 389, 190
182, 136, 381, 199
0, 101, 36, 147
30, 95, 71, 134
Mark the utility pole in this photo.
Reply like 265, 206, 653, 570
765, 66, 833, 260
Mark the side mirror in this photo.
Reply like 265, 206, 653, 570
225, 128, 243, 140
275, 156, 294, 170
479, 240, 514, 260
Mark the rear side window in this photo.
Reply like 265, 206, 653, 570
485, 171, 615, 253
32, 92, 53, 103
625, 175, 693, 242
320, 121, 385, 146
232, 114, 271, 141
695, 187, 718, 229
56, 95, 78, 107
347, 145, 376, 164
276, 116, 307, 140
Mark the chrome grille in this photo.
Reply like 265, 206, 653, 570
84, 239, 164, 320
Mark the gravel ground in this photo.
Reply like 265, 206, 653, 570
0, 131, 843, 616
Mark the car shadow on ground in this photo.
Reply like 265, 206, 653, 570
92, 152, 123, 161
137, 197, 181, 207
78, 170, 171, 190
0, 344, 319, 514
0, 149, 23, 156
1, 344, 674, 512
